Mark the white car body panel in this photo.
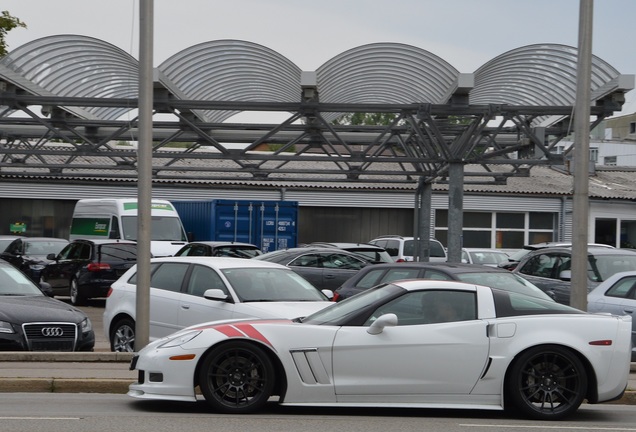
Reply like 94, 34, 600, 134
128, 279, 632, 416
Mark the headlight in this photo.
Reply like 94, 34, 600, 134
80, 318, 93, 333
157, 330, 201, 348
0, 321, 15, 334
29, 264, 45, 271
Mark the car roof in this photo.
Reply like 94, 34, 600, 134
524, 242, 614, 250
149, 256, 289, 269
185, 241, 259, 247
525, 246, 636, 256
262, 247, 363, 255
22, 237, 68, 242
392, 279, 480, 292
71, 239, 137, 245
358, 261, 508, 274
310, 242, 384, 249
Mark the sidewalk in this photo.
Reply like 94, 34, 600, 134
1, 352, 635, 405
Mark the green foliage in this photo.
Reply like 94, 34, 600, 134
0, 11, 27, 57
268, 143, 296, 152
332, 112, 398, 126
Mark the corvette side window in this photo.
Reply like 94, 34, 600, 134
364, 290, 477, 326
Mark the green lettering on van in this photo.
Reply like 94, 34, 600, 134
122, 202, 174, 211
70, 218, 110, 236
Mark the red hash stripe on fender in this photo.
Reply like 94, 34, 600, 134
213, 324, 245, 338
234, 323, 272, 347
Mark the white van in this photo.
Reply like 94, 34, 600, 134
69, 199, 188, 257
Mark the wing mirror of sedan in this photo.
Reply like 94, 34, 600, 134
322, 289, 334, 300
203, 289, 232, 302
39, 281, 54, 297
559, 270, 572, 281
367, 313, 398, 335
46, 253, 58, 261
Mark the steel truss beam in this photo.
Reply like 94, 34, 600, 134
0, 92, 624, 185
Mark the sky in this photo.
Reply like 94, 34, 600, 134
3, 0, 636, 115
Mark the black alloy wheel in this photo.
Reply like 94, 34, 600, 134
507, 345, 587, 420
198, 341, 275, 414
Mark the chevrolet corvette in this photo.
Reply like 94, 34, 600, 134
128, 279, 632, 420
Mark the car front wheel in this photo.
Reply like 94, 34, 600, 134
198, 341, 275, 414
507, 345, 587, 420
69, 279, 86, 306
110, 317, 135, 352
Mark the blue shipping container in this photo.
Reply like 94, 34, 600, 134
172, 200, 298, 252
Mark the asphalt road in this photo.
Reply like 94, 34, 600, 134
3, 393, 636, 432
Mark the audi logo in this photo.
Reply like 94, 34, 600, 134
41, 327, 64, 337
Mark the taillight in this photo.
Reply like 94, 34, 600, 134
106, 287, 113, 298
395, 258, 405, 263
86, 262, 111, 272
332, 292, 340, 302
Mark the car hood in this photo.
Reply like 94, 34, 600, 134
0, 295, 86, 324
19, 254, 52, 264
236, 301, 332, 319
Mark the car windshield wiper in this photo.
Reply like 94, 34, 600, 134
242, 299, 277, 302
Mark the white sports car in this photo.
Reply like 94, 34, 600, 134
128, 279, 632, 420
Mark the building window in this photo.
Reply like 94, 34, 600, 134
604, 156, 617, 166
630, 122, 636, 134
589, 147, 598, 163
435, 210, 556, 249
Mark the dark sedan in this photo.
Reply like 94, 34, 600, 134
513, 246, 636, 305
41, 239, 139, 306
174, 241, 262, 258
253, 247, 370, 290
0, 237, 69, 282
0, 260, 94, 352
333, 261, 552, 302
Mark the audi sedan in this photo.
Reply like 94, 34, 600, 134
0, 260, 94, 352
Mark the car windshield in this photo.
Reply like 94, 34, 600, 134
24, 240, 67, 256
455, 271, 553, 301
589, 253, 636, 282
0, 265, 44, 296
507, 249, 532, 261
302, 283, 404, 325
215, 246, 262, 258
222, 267, 327, 302
121, 216, 187, 241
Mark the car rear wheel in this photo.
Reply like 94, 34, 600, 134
507, 345, 587, 420
198, 341, 275, 414
69, 279, 86, 306
110, 317, 135, 352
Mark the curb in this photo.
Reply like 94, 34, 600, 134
0, 378, 135, 394
0, 352, 134, 362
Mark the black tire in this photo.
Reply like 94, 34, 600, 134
110, 317, 135, 352
69, 279, 86, 306
198, 341, 275, 414
507, 345, 588, 420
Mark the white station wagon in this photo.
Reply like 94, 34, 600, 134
103, 256, 333, 351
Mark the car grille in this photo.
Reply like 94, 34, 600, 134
22, 323, 78, 351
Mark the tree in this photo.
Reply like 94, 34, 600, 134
0, 11, 26, 57
331, 112, 398, 126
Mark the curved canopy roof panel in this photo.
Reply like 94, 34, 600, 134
0, 36, 629, 124
316, 43, 459, 121
471, 44, 621, 105
0, 35, 139, 120
159, 40, 303, 123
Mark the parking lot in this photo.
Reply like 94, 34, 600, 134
60, 297, 110, 352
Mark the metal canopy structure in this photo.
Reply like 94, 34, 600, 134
0, 35, 632, 186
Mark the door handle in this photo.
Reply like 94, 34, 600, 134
181, 304, 190, 310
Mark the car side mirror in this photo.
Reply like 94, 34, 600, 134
203, 289, 231, 302
367, 313, 398, 335
46, 253, 57, 261
559, 270, 572, 281
39, 281, 54, 297
321, 289, 334, 300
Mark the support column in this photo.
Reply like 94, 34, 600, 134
447, 162, 464, 263
416, 179, 432, 262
